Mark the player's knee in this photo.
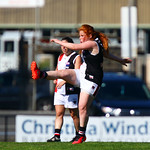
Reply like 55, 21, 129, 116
70, 110, 77, 118
79, 104, 87, 114
56, 112, 64, 118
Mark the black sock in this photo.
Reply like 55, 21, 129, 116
78, 126, 86, 136
76, 131, 78, 136
54, 129, 61, 138
40, 71, 47, 79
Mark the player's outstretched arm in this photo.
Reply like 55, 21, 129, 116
103, 50, 132, 66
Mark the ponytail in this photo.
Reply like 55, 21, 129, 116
92, 31, 109, 53
99, 32, 109, 53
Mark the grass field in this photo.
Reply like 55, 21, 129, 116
0, 142, 150, 150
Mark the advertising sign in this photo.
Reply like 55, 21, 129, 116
16, 115, 150, 142
100, 117, 150, 142
16, 115, 100, 142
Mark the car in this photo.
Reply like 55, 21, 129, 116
0, 70, 28, 110
89, 72, 150, 116
36, 79, 53, 111
0, 70, 52, 110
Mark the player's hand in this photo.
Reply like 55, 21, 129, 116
56, 81, 66, 89
53, 80, 57, 84
50, 39, 60, 44
121, 58, 132, 66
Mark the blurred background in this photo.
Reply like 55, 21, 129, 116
0, 0, 150, 142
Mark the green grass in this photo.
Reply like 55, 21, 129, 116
0, 142, 150, 150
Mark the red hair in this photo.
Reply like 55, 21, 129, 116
78, 24, 109, 52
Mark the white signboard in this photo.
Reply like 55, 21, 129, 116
100, 117, 150, 142
15, 115, 100, 142
0, 0, 45, 8
16, 115, 150, 142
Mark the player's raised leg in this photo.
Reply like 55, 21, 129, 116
31, 61, 78, 86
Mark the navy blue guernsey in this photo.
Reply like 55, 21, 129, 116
82, 38, 104, 85
65, 53, 80, 95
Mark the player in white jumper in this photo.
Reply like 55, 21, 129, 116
47, 37, 82, 142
